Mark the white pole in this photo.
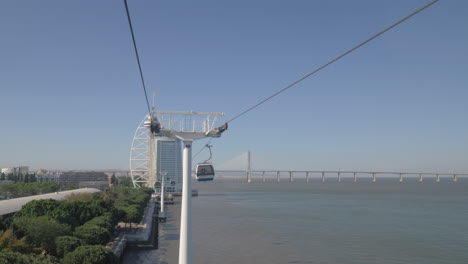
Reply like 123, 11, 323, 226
247, 151, 252, 183
148, 132, 157, 188
161, 174, 165, 215
179, 141, 193, 264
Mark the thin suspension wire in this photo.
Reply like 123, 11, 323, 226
226, 0, 440, 124
193, 138, 214, 160
203, 144, 213, 163
123, 0, 151, 114
196, 0, 440, 157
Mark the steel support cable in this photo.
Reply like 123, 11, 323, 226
195, 0, 440, 159
225, 0, 440, 124
123, 0, 151, 114
193, 138, 214, 160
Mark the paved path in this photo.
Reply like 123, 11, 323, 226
122, 199, 181, 264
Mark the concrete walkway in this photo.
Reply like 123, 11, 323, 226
156, 199, 181, 264
122, 199, 181, 264
125, 196, 157, 242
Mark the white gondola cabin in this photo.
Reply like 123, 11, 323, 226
195, 163, 215, 181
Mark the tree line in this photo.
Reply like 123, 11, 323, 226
0, 182, 60, 200
0, 186, 153, 263
0, 172, 37, 183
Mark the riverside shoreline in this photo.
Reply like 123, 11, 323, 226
122, 198, 181, 264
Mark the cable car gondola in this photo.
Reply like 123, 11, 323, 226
195, 163, 215, 181
196, 144, 215, 182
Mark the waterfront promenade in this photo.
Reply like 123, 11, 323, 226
122, 199, 181, 264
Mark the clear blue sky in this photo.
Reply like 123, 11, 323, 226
1, 0, 467, 172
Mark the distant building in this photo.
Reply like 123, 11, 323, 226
1, 168, 15, 175
104, 171, 129, 178
35, 170, 110, 190
1, 166, 29, 175
58, 171, 108, 185
36, 170, 62, 182
17, 166, 29, 175
79, 181, 109, 190
155, 137, 182, 193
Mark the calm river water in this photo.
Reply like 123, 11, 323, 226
191, 177, 468, 264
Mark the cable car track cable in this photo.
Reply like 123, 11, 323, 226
195, 0, 440, 159
225, 0, 440, 124
123, 0, 151, 114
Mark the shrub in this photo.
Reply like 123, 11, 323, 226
63, 245, 117, 264
74, 224, 110, 245
0, 251, 59, 264
13, 216, 71, 254
55, 236, 84, 258
0, 229, 38, 254
14, 199, 61, 218
85, 214, 114, 234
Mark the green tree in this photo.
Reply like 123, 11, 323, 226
65, 183, 79, 190
13, 216, 71, 254
15, 199, 61, 218
24, 173, 30, 183
123, 204, 140, 228
85, 215, 114, 234
74, 224, 110, 245
111, 173, 117, 185
7, 173, 15, 182
1, 172, 5, 180
118, 176, 133, 187
0, 215, 13, 230
0, 182, 59, 199
64, 192, 93, 202
55, 236, 84, 258
63, 245, 116, 264
0, 251, 59, 264
0, 229, 37, 254
100, 189, 117, 201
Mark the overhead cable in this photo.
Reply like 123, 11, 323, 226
193, 138, 214, 160
225, 0, 440, 124
123, 0, 151, 114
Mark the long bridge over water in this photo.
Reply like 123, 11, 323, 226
216, 170, 468, 183
215, 151, 468, 183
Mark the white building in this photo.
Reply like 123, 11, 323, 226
36, 170, 62, 182
1, 166, 29, 175
1, 168, 15, 175
155, 137, 182, 193
17, 166, 29, 175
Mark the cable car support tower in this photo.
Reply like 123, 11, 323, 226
130, 108, 227, 264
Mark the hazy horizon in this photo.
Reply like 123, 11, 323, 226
1, 0, 467, 172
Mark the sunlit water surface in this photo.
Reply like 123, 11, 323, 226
191, 178, 468, 264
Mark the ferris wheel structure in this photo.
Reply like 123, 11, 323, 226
129, 114, 156, 188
